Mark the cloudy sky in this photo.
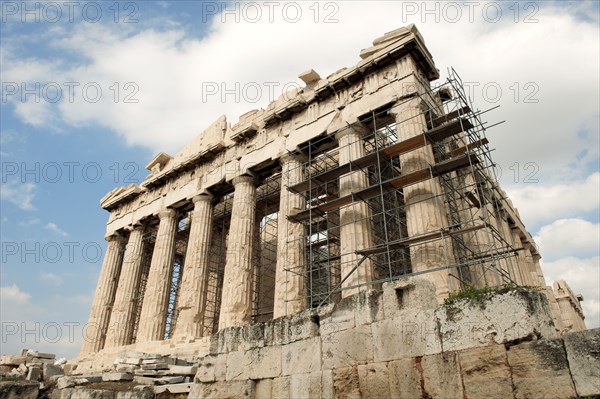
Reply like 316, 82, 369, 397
1, 1, 598, 359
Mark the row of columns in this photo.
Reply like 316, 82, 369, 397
82, 157, 309, 354
82, 98, 450, 355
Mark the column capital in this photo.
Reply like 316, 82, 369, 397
232, 174, 258, 187
105, 232, 126, 243
334, 123, 370, 142
191, 193, 213, 204
158, 208, 178, 220
124, 223, 144, 232
280, 153, 306, 166
389, 96, 426, 117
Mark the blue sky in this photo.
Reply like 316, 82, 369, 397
1, 1, 599, 359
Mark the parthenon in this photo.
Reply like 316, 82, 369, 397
79, 24, 586, 362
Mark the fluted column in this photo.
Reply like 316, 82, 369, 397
274, 155, 306, 318
336, 125, 374, 297
136, 209, 179, 342
511, 229, 533, 286
81, 233, 126, 355
104, 225, 145, 348
172, 195, 214, 340
527, 246, 546, 287
391, 98, 453, 302
219, 175, 257, 329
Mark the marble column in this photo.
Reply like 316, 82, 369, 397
273, 154, 306, 318
172, 194, 214, 340
136, 209, 179, 342
218, 175, 258, 329
81, 233, 126, 355
527, 245, 546, 287
511, 229, 533, 286
336, 125, 374, 297
104, 225, 145, 348
390, 98, 453, 302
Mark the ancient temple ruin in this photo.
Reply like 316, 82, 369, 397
80, 25, 586, 363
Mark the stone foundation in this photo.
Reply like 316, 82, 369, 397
49, 278, 600, 398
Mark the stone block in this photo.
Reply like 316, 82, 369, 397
290, 372, 321, 399
154, 382, 193, 394
237, 323, 265, 351
195, 355, 216, 383
57, 376, 88, 389
115, 390, 154, 399
357, 362, 390, 399
188, 380, 255, 399
115, 365, 136, 373
332, 365, 361, 399
319, 299, 356, 336
78, 375, 103, 383
214, 353, 227, 381
353, 289, 384, 326
140, 363, 168, 370
507, 339, 577, 399
321, 370, 334, 399
124, 358, 142, 365
246, 345, 282, 380
459, 344, 513, 399
166, 365, 197, 375
32, 352, 55, 359
49, 387, 73, 399
132, 376, 155, 385
255, 378, 272, 398
0, 355, 26, 366
0, 381, 39, 399
43, 363, 64, 379
271, 376, 291, 399
133, 369, 166, 377
225, 351, 247, 381
382, 277, 437, 320
213, 327, 242, 354
156, 376, 184, 385
437, 288, 557, 352
388, 358, 422, 398
421, 352, 464, 399
265, 309, 319, 346
563, 328, 600, 397
322, 324, 374, 370
322, 325, 373, 370
102, 372, 133, 382
70, 389, 114, 399
371, 309, 440, 362
282, 337, 321, 376
26, 366, 41, 381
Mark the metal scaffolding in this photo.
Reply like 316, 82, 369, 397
283, 68, 521, 308
130, 226, 157, 343
163, 214, 190, 339
202, 193, 232, 336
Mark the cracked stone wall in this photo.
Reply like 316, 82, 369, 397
184, 277, 598, 399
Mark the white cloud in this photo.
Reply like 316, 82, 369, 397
13, 100, 55, 127
0, 181, 36, 210
44, 222, 68, 237
0, 284, 31, 304
535, 218, 600, 261
1, 2, 597, 178
39, 272, 64, 286
18, 217, 41, 227
541, 256, 600, 329
506, 173, 600, 229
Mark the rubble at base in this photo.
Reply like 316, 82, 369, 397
0, 350, 195, 398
